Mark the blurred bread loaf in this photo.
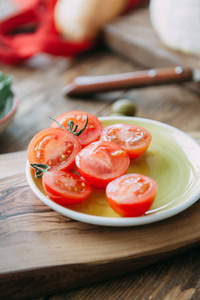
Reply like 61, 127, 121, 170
54, 0, 128, 42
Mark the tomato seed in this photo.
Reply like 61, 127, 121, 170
139, 182, 150, 193
111, 150, 125, 157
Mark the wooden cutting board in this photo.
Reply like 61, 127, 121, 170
103, 4, 200, 93
1, 133, 200, 300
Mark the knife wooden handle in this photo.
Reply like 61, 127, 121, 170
62, 66, 193, 97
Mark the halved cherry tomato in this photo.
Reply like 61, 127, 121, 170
51, 110, 103, 147
27, 128, 81, 172
106, 173, 157, 217
75, 141, 130, 189
42, 169, 92, 205
101, 123, 152, 159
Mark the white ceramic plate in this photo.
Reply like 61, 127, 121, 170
26, 116, 200, 227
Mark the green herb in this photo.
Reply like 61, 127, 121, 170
50, 114, 88, 136
31, 164, 50, 178
0, 71, 14, 120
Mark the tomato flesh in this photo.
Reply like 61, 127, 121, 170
42, 169, 92, 205
51, 110, 103, 147
27, 128, 81, 172
101, 123, 152, 159
75, 141, 130, 189
106, 173, 157, 217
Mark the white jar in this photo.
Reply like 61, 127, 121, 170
150, 0, 200, 57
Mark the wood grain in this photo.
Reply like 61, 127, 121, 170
0, 52, 134, 154
1, 2, 200, 299
1, 51, 200, 155
0, 134, 200, 299
44, 250, 200, 300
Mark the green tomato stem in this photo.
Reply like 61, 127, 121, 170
50, 115, 88, 137
31, 164, 50, 178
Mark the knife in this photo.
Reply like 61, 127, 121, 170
62, 66, 200, 97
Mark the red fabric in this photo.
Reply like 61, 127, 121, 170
0, 0, 143, 64
123, 0, 144, 13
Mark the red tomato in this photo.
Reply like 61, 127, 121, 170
42, 169, 92, 205
51, 110, 103, 147
101, 123, 152, 159
27, 128, 81, 172
106, 173, 157, 217
75, 141, 130, 189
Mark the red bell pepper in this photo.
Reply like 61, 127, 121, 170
0, 0, 143, 64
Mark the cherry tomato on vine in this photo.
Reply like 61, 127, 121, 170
51, 110, 103, 147
101, 123, 152, 159
42, 169, 92, 205
106, 173, 157, 217
75, 141, 130, 189
27, 128, 81, 172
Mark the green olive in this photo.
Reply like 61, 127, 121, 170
110, 112, 125, 117
111, 99, 136, 116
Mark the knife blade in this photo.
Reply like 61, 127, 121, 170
62, 66, 200, 97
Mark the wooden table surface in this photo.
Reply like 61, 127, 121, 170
1, 2, 200, 300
